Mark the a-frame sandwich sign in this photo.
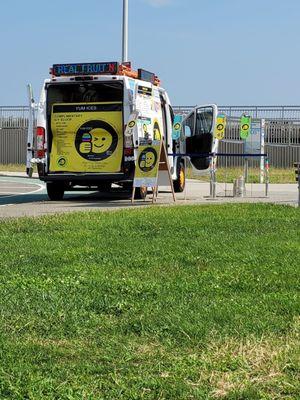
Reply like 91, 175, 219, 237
132, 140, 176, 203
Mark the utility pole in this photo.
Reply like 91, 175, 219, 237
122, 0, 129, 63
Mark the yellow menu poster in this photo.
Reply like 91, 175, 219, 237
50, 102, 123, 173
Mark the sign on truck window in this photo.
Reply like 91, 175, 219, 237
214, 114, 227, 140
50, 102, 123, 173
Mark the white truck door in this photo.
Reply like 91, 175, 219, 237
26, 84, 36, 177
183, 104, 218, 171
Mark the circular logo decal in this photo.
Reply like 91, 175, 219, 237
242, 123, 249, 131
138, 147, 158, 172
217, 123, 224, 131
215, 131, 224, 140
57, 156, 67, 167
173, 122, 181, 131
128, 120, 136, 128
75, 120, 118, 161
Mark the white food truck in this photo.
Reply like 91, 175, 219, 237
27, 61, 219, 200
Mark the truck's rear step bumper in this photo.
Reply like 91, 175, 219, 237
40, 173, 125, 182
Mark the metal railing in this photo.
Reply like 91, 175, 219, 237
174, 105, 300, 120
174, 106, 300, 168
0, 105, 300, 167
0, 106, 29, 164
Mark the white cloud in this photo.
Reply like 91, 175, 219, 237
143, 0, 173, 7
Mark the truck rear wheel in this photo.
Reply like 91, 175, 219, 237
46, 182, 65, 201
173, 162, 186, 192
26, 167, 33, 178
134, 186, 148, 200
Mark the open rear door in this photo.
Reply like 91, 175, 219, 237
183, 104, 218, 171
46, 82, 124, 174
26, 84, 36, 177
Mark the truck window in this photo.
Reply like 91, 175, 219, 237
46, 82, 123, 116
195, 107, 213, 135
184, 112, 195, 135
169, 106, 175, 125
160, 95, 168, 149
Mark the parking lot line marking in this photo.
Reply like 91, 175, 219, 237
0, 186, 38, 189
0, 183, 45, 199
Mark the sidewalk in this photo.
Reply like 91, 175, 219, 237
0, 172, 298, 208
0, 171, 39, 179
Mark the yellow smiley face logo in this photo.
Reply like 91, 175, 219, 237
90, 128, 113, 154
145, 151, 155, 167
138, 148, 158, 172
76, 120, 118, 161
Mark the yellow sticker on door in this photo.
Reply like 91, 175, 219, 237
50, 102, 123, 173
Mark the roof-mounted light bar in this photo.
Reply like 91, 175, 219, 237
51, 62, 119, 77
138, 69, 156, 85
118, 64, 160, 86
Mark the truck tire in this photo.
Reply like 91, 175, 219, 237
26, 167, 33, 178
46, 182, 65, 201
173, 162, 186, 193
134, 186, 148, 200
122, 183, 147, 200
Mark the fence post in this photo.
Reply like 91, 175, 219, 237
295, 163, 300, 207
210, 157, 216, 199
265, 158, 269, 197
260, 119, 265, 183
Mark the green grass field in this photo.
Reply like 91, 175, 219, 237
0, 163, 28, 172
0, 205, 299, 399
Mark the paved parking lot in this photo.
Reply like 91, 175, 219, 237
0, 178, 44, 197
0, 174, 298, 219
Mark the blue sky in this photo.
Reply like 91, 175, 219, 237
0, 0, 299, 106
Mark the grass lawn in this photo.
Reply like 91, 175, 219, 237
0, 163, 28, 173
0, 204, 299, 399
190, 167, 295, 184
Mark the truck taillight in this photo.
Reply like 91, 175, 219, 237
124, 148, 134, 156
36, 127, 45, 158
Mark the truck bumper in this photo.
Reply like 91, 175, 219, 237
39, 173, 126, 182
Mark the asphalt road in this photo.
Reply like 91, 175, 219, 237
0, 175, 298, 219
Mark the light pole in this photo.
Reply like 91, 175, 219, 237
122, 0, 129, 63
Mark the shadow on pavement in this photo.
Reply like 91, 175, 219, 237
0, 188, 147, 208
0, 193, 47, 206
